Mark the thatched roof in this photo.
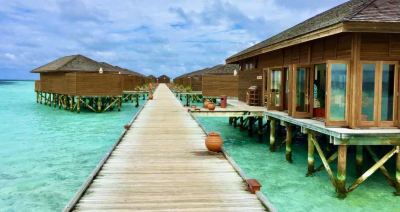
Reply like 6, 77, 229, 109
227, 0, 400, 61
31, 55, 115, 73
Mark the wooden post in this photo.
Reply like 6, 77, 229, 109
97, 97, 102, 112
240, 117, 244, 131
44, 93, 47, 105
77, 97, 81, 113
257, 117, 263, 142
307, 132, 315, 176
396, 148, 400, 195
36, 92, 39, 103
142, 93, 145, 100
135, 94, 139, 107
269, 119, 276, 152
186, 94, 190, 106
233, 117, 237, 128
118, 97, 122, 111
356, 146, 363, 176
248, 117, 254, 137
285, 125, 293, 163
229, 117, 233, 125
337, 145, 347, 198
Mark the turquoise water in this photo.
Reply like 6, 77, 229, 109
0, 81, 143, 211
197, 117, 399, 212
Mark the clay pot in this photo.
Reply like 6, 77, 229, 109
124, 124, 131, 130
148, 94, 153, 100
205, 132, 223, 152
207, 102, 216, 111
203, 99, 210, 108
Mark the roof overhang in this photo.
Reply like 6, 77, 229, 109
226, 22, 400, 64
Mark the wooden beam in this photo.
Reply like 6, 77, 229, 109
311, 135, 337, 188
356, 146, 363, 176
307, 132, 315, 176
285, 125, 293, 163
396, 149, 400, 195
337, 145, 347, 197
348, 146, 399, 193
269, 119, 276, 152
366, 146, 395, 187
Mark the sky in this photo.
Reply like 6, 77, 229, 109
0, 0, 347, 80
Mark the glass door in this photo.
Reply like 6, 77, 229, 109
291, 65, 313, 118
267, 68, 284, 110
326, 61, 349, 127
357, 61, 398, 127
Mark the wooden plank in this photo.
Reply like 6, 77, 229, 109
68, 84, 266, 211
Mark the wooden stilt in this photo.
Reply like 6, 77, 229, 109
248, 117, 254, 137
356, 146, 363, 176
77, 96, 81, 113
239, 117, 244, 131
228, 117, 233, 125
307, 132, 315, 176
336, 145, 347, 197
396, 148, 400, 195
136, 94, 139, 107
311, 135, 337, 188
233, 117, 237, 128
257, 117, 263, 142
118, 97, 122, 111
97, 97, 102, 112
186, 94, 189, 106
285, 125, 293, 163
269, 119, 276, 152
36, 92, 39, 103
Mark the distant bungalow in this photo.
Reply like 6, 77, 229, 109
157, 75, 170, 83
147, 75, 157, 83
174, 64, 239, 97
32, 54, 148, 112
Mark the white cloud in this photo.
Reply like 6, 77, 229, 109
0, 0, 347, 79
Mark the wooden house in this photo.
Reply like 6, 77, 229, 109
226, 0, 400, 129
174, 64, 239, 95
157, 75, 170, 83
147, 75, 157, 83
32, 54, 144, 112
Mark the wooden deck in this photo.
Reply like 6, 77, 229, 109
69, 84, 266, 211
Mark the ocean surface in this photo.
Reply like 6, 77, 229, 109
0, 81, 143, 211
196, 117, 399, 212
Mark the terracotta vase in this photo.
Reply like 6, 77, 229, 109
124, 124, 131, 130
203, 99, 210, 108
207, 102, 216, 111
205, 132, 223, 152
148, 94, 153, 100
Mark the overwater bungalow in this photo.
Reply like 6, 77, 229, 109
157, 75, 170, 83
147, 75, 157, 83
224, 0, 400, 197
32, 54, 145, 112
174, 64, 239, 97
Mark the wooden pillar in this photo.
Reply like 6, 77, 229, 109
97, 97, 102, 112
77, 97, 81, 113
396, 148, 400, 195
36, 92, 39, 103
118, 97, 122, 111
257, 117, 263, 142
44, 93, 47, 105
249, 117, 255, 137
269, 119, 276, 152
307, 132, 315, 175
356, 146, 363, 176
135, 94, 139, 107
142, 93, 145, 100
286, 125, 293, 163
229, 117, 233, 125
186, 94, 190, 106
233, 117, 237, 128
239, 117, 244, 131
337, 145, 348, 197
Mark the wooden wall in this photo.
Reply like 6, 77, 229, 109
191, 76, 202, 91
122, 75, 142, 91
360, 33, 400, 60
202, 75, 238, 97
72, 73, 122, 96
158, 77, 170, 83
238, 68, 262, 103
39, 73, 68, 94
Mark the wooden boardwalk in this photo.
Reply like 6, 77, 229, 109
71, 84, 265, 211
